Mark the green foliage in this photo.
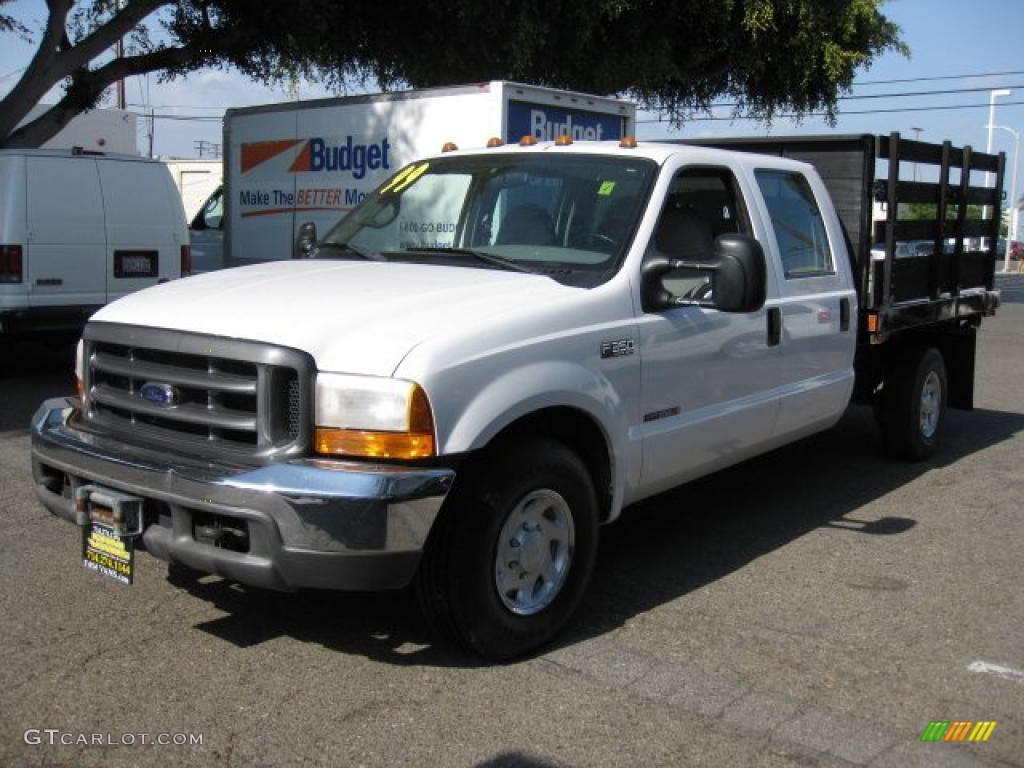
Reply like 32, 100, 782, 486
901, 203, 988, 221
2, 0, 906, 146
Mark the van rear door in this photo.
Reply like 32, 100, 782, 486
98, 159, 181, 302
25, 155, 106, 309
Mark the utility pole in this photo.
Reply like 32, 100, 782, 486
114, 0, 125, 109
987, 123, 1020, 273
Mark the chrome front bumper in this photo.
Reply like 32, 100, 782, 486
30, 398, 454, 591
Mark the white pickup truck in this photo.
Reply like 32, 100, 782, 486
31, 133, 1002, 659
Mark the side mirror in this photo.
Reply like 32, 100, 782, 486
295, 221, 317, 258
642, 233, 767, 313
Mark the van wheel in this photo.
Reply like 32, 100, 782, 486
415, 438, 598, 660
879, 347, 947, 460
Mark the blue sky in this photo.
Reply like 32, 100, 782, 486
2, 0, 1024, 200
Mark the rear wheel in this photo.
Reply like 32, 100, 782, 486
415, 437, 599, 660
879, 346, 947, 460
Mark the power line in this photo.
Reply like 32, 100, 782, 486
837, 83, 1024, 101
127, 111, 222, 121
853, 69, 1024, 86
126, 101, 227, 110
636, 100, 1024, 124
125, 71, 1024, 113
637, 83, 1024, 115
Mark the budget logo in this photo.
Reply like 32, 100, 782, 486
920, 721, 997, 743
240, 136, 390, 179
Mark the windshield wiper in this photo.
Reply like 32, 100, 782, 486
402, 246, 537, 274
312, 242, 387, 262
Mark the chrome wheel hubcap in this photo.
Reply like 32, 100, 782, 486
919, 370, 941, 438
494, 489, 575, 616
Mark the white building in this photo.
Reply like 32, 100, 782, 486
21, 105, 138, 155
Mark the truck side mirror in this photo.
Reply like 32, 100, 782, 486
295, 222, 317, 258
642, 233, 767, 313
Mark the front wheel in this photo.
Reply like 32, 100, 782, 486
415, 438, 599, 660
878, 346, 947, 460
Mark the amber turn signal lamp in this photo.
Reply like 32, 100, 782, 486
619, 136, 638, 149
75, 376, 85, 399
314, 384, 436, 459
866, 313, 879, 333
315, 428, 435, 459
519, 135, 538, 146
554, 134, 573, 146
441, 142, 458, 152
487, 137, 503, 148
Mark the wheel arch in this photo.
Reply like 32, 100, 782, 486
438, 362, 627, 523
481, 406, 616, 523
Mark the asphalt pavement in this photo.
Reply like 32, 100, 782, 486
1, 280, 1022, 767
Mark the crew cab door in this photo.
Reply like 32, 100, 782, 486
749, 168, 857, 439
636, 162, 782, 495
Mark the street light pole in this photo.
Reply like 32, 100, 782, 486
911, 127, 923, 181
985, 90, 1011, 251
987, 123, 1020, 273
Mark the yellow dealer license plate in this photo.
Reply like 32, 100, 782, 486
82, 522, 134, 585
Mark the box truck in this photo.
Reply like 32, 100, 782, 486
199, 81, 635, 269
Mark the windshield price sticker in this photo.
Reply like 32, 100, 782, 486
82, 523, 134, 585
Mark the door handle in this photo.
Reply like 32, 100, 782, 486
840, 297, 850, 332
767, 307, 782, 347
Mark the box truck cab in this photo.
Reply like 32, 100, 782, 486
215, 81, 635, 270
0, 148, 189, 336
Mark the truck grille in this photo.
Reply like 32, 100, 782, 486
82, 324, 312, 463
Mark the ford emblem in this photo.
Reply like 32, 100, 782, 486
139, 382, 180, 407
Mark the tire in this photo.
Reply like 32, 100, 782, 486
879, 346, 947, 460
415, 437, 599, 660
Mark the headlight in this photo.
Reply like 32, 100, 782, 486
314, 373, 435, 459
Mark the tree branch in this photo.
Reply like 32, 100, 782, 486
2, 41, 223, 148
0, 0, 74, 139
56, 0, 170, 79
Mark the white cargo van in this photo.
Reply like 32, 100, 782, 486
0, 148, 189, 336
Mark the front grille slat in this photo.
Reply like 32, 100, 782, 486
92, 351, 258, 394
82, 327, 311, 464
91, 383, 258, 432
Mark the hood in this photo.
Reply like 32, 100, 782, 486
91, 260, 575, 375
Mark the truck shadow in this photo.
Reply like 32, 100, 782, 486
0, 337, 77, 434
177, 403, 1024, 666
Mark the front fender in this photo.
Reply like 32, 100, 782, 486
439, 360, 631, 521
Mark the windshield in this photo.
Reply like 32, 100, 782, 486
320, 153, 657, 286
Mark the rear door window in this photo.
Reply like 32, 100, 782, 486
755, 170, 834, 278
